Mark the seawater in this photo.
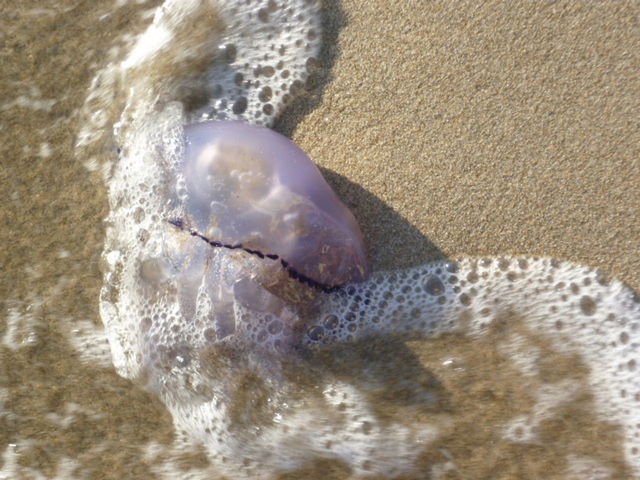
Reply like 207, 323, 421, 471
1, 1, 638, 479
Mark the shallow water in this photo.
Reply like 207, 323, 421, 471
1, 1, 639, 479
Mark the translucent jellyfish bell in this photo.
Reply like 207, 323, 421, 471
181, 120, 370, 288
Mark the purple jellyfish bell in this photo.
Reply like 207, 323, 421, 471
180, 120, 369, 288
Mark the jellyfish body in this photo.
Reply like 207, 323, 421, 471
180, 120, 369, 288
134, 119, 371, 362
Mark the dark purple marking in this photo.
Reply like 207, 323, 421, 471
168, 218, 339, 293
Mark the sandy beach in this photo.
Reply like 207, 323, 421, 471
1, 1, 638, 478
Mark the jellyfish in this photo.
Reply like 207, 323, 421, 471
178, 120, 369, 289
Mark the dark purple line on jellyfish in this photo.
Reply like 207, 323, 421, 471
167, 218, 340, 293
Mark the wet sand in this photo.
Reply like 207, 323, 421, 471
1, 1, 638, 478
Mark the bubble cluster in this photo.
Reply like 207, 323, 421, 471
98, 100, 439, 476
76, 0, 320, 167
306, 257, 640, 473
189, 0, 322, 126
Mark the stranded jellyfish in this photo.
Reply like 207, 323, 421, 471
150, 120, 371, 355
178, 120, 369, 289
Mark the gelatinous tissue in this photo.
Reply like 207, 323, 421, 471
77, 0, 640, 478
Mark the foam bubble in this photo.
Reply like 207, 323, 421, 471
0, 444, 84, 480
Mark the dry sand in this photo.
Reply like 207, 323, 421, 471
0, 1, 638, 478
278, 0, 639, 290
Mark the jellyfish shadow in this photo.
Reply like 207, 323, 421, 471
319, 167, 447, 271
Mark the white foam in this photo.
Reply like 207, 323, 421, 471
497, 332, 541, 376
502, 379, 581, 444
1, 304, 40, 351
77, 0, 321, 158
308, 257, 640, 473
120, 0, 186, 70
0, 445, 21, 480
45, 402, 104, 429
565, 455, 614, 480
189, 0, 322, 126
0, 443, 85, 480
37, 142, 52, 158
